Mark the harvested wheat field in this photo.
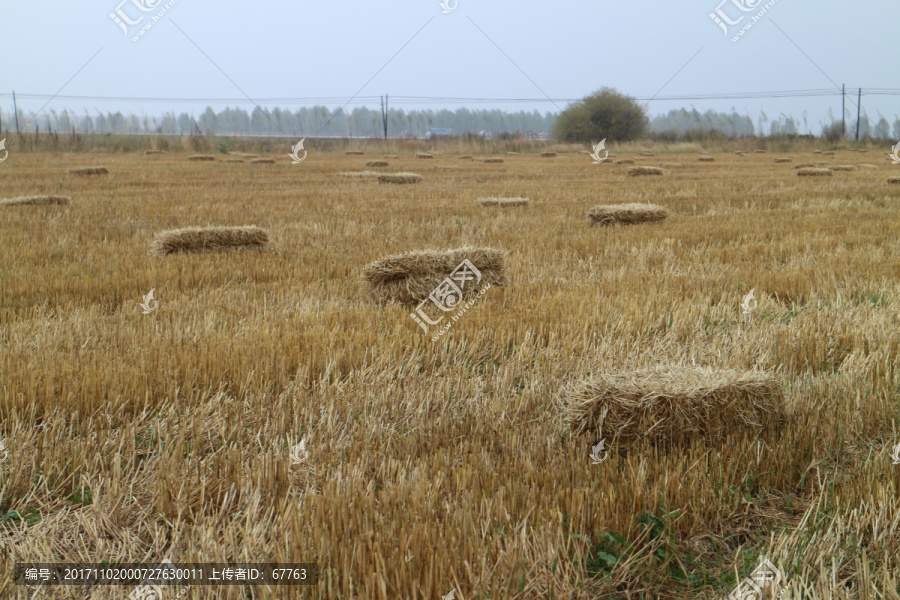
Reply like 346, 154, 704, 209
0, 195, 70, 206
150, 225, 270, 255
362, 246, 507, 305
588, 203, 669, 226
477, 197, 530, 207
2, 145, 899, 600
68, 166, 109, 175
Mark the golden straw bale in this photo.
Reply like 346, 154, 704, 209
588, 203, 668, 226
627, 166, 665, 176
797, 168, 833, 176
1, 195, 70, 206
150, 225, 270, 256
377, 173, 423, 184
69, 167, 109, 175
187, 155, 216, 161
477, 197, 529, 207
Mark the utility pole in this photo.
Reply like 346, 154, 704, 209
12, 90, 20, 134
381, 94, 389, 139
841, 84, 845, 137
855, 88, 861, 141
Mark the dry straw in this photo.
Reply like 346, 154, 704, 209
888, 177, 900, 185
830, 165, 856, 171
378, 173, 423, 184
797, 168, 833, 176
188, 155, 216, 161
337, 171, 381, 178
477, 197, 529, 207
793, 163, 815, 169
151, 225, 270, 256
627, 166, 665, 176
698, 156, 715, 162
1, 195, 70, 206
774, 158, 792, 163
365, 160, 389, 167
69, 167, 109, 175
222, 158, 245, 163
362, 246, 507, 306
615, 159, 635, 165
539, 152, 557, 158
562, 366, 786, 449
415, 152, 434, 159
588, 203, 668, 226
249, 158, 276, 164
144, 150, 166, 155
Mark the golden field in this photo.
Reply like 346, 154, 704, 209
1, 142, 899, 599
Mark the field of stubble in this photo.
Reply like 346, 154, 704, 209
1, 143, 899, 599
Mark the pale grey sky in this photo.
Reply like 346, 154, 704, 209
2, 1, 897, 134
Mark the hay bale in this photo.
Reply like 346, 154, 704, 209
793, 163, 815, 169
588, 203, 668, 226
698, 156, 715, 162
615, 159, 635, 165
365, 160, 389, 167
362, 246, 507, 306
477, 197, 529, 207
69, 167, 109, 176
797, 168, 833, 176
774, 158, 792, 163
830, 165, 856, 171
812, 150, 823, 155
888, 177, 900, 185
458, 155, 473, 160
188, 155, 216, 162
562, 367, 786, 448
480, 157, 504, 163
337, 171, 381, 179
222, 158, 245, 163
539, 152, 557, 158
383, 155, 399, 159
249, 158, 275, 164
238, 153, 259, 158
627, 166, 665, 176
378, 173, 423, 184
754, 150, 767, 153
345, 151, 364, 155
1, 195, 70, 206
150, 225, 270, 256
415, 152, 434, 159
144, 150, 166, 155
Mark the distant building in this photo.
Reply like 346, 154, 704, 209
425, 128, 453, 140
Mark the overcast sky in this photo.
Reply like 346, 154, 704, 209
1, 1, 897, 134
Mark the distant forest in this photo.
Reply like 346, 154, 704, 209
3, 104, 898, 139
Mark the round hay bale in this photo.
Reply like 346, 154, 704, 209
378, 173, 423, 184
539, 152, 557, 158
365, 160, 389, 167
887, 177, 900, 185
457, 155, 473, 160
144, 150, 166, 155
797, 168, 833, 176
793, 163, 815, 169
69, 167, 109, 176
627, 166, 665, 176
362, 246, 507, 306
337, 171, 381, 179
249, 158, 276, 164
774, 157, 792, 163
150, 225, 270, 256
345, 151, 364, 155
477, 197, 529, 207
562, 367, 786, 449
698, 156, 715, 162
1, 195, 70, 206
615, 159, 635, 165
415, 152, 434, 159
188, 155, 216, 161
830, 165, 856, 171
588, 203, 668, 226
